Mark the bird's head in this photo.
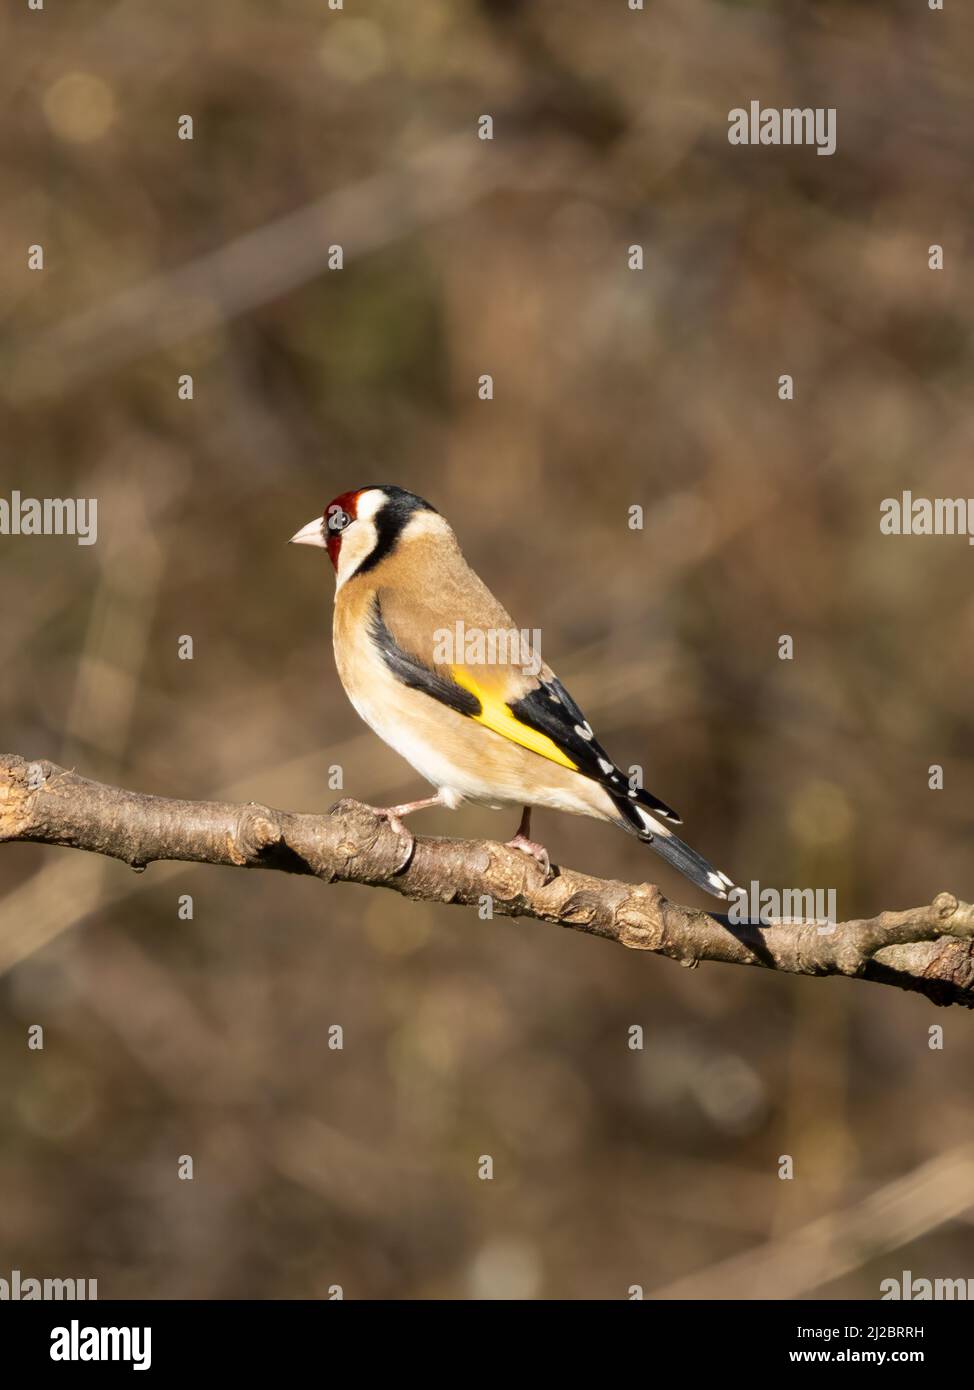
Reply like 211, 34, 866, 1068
289, 486, 440, 586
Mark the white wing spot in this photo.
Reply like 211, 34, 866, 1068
635, 806, 671, 837
598, 758, 614, 775
574, 724, 593, 741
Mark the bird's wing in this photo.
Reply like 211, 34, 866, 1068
493, 668, 681, 823
368, 586, 681, 821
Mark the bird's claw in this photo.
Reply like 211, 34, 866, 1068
505, 833, 551, 880
366, 806, 414, 849
378, 810, 410, 838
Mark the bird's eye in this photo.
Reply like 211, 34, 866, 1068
327, 506, 351, 532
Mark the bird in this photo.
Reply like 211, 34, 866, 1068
290, 485, 735, 899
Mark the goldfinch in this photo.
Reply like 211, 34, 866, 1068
290, 486, 735, 899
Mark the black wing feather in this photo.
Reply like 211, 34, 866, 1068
509, 675, 682, 824
369, 599, 480, 717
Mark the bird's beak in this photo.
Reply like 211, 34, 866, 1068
289, 516, 327, 548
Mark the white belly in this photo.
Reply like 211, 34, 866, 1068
345, 683, 505, 808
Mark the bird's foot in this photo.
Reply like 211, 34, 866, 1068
371, 807, 412, 841
504, 833, 551, 880
361, 794, 444, 846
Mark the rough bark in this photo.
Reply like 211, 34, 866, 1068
2, 753, 972, 1007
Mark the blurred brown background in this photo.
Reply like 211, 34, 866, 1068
2, 0, 973, 1299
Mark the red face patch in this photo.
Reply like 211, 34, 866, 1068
323, 490, 360, 570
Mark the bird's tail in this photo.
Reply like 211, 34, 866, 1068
609, 786, 735, 900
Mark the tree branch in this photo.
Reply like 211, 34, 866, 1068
2, 753, 972, 1008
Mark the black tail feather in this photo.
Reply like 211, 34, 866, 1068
609, 790, 734, 900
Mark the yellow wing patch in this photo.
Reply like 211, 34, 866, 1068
450, 668, 578, 772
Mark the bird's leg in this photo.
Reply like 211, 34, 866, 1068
504, 807, 550, 877
365, 792, 445, 839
